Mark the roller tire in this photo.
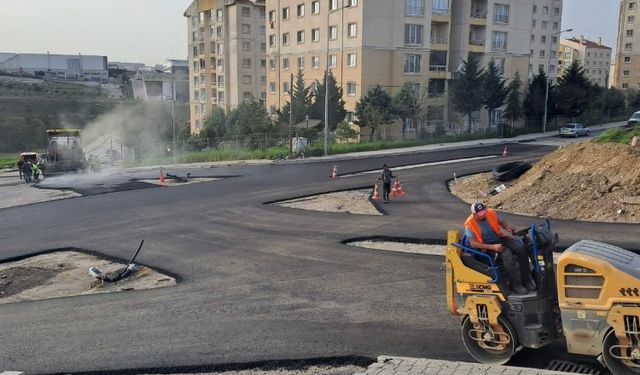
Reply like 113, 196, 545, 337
461, 315, 518, 365
492, 161, 532, 182
602, 329, 640, 375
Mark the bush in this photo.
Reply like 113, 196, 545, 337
593, 125, 640, 144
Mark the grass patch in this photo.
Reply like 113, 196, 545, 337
592, 125, 640, 144
0, 153, 18, 169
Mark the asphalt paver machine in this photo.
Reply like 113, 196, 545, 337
446, 222, 640, 374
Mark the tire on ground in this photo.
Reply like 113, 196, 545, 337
492, 161, 532, 182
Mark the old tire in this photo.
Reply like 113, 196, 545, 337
461, 315, 518, 365
492, 161, 532, 182
602, 329, 640, 374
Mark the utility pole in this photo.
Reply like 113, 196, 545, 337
171, 71, 176, 165
288, 72, 293, 158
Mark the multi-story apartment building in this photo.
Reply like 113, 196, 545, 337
559, 37, 612, 87
185, 0, 267, 134
528, 0, 563, 79
266, 0, 562, 135
613, 0, 640, 89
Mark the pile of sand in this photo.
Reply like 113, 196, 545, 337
451, 142, 640, 223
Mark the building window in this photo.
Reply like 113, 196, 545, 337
297, 57, 305, 69
261, 76, 267, 84
242, 41, 252, 51
329, 55, 337, 68
269, 10, 276, 22
542, 6, 548, 14
347, 82, 356, 96
630, 2, 636, 9
405, 24, 423, 45
312, 1, 320, 14
554, 7, 560, 15
269, 34, 276, 46
297, 4, 305, 17
405, 0, 424, 16
540, 35, 546, 44
260, 25, 266, 35
283, 81, 290, 93
348, 23, 357, 37
312, 56, 320, 69
243, 75, 252, 84
241, 7, 250, 17
628, 29, 635, 37
493, 4, 509, 24
270, 82, 276, 93
348, 0, 358, 6
623, 83, 629, 89
261, 42, 266, 52
283, 32, 290, 45
625, 56, 632, 63
624, 70, 630, 76
532, 19, 536, 28
552, 22, 559, 30
552, 36, 558, 43
404, 54, 422, 73
347, 53, 357, 67
329, 26, 338, 40
217, 26, 223, 37
626, 43, 633, 51
243, 92, 252, 101
259, 8, 265, 18
432, 0, 449, 15
533, 5, 537, 13
629, 15, 636, 23
283, 57, 290, 69
297, 30, 305, 43
492, 31, 507, 50
282, 7, 290, 20
539, 50, 545, 58
550, 51, 556, 58
530, 34, 535, 42
312, 28, 320, 42
541, 21, 548, 29
217, 43, 224, 54
330, 0, 338, 11
242, 58, 251, 68
242, 24, 251, 34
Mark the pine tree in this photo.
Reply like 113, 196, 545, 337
482, 60, 509, 130
555, 60, 592, 119
523, 67, 553, 128
394, 84, 420, 140
503, 72, 524, 135
355, 85, 396, 141
278, 70, 312, 126
309, 72, 347, 131
451, 54, 484, 132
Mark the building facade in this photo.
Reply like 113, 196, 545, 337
185, 0, 267, 134
613, 0, 640, 89
559, 37, 612, 87
266, 0, 563, 136
0, 52, 108, 82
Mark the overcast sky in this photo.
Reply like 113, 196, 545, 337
0, 0, 620, 65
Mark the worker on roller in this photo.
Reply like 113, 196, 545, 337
464, 202, 536, 295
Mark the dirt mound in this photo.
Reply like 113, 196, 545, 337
451, 142, 640, 223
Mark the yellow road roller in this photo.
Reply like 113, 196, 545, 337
446, 222, 640, 374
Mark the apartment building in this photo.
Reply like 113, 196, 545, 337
266, 0, 563, 135
184, 0, 267, 134
559, 37, 612, 87
528, 0, 563, 79
613, 0, 640, 89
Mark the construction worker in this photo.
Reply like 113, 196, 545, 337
464, 202, 536, 295
31, 161, 42, 183
380, 164, 394, 204
16, 157, 24, 180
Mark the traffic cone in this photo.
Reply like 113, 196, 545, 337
331, 165, 338, 179
501, 145, 510, 157
159, 168, 165, 184
371, 180, 381, 200
392, 178, 406, 197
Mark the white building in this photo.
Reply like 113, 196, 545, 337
0, 52, 108, 82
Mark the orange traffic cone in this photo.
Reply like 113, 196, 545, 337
159, 168, 165, 184
392, 178, 406, 197
501, 145, 510, 157
331, 165, 338, 179
371, 180, 381, 200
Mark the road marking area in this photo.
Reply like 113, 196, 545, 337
340, 155, 498, 177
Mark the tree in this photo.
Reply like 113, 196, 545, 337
227, 100, 276, 148
482, 60, 509, 130
523, 67, 553, 128
394, 84, 420, 140
278, 70, 312, 126
626, 89, 640, 110
555, 60, 592, 119
503, 72, 524, 135
309, 71, 346, 131
201, 107, 228, 140
355, 85, 396, 141
334, 121, 357, 143
451, 54, 484, 132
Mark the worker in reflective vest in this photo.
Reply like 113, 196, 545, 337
464, 202, 536, 295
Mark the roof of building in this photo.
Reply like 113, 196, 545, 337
565, 38, 612, 50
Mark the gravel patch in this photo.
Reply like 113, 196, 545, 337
0, 251, 175, 304
141, 364, 366, 375
275, 190, 381, 216
348, 241, 445, 256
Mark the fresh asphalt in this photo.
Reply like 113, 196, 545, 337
0, 140, 631, 374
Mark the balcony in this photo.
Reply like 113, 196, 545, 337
430, 35, 449, 49
432, 7, 450, 21
469, 38, 485, 53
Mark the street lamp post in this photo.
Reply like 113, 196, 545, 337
324, 2, 350, 156
543, 28, 573, 133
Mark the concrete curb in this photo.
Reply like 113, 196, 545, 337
356, 356, 575, 375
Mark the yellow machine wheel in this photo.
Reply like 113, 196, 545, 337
461, 315, 518, 365
603, 329, 640, 375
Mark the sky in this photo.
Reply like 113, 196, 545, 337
0, 0, 622, 65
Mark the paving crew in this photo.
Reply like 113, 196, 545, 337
31, 161, 42, 183
22, 161, 33, 184
464, 202, 536, 295
16, 157, 24, 180
380, 164, 394, 204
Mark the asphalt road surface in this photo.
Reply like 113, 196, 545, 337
0, 142, 630, 374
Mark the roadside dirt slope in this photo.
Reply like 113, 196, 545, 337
452, 142, 640, 223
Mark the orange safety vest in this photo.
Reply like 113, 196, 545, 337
464, 208, 503, 244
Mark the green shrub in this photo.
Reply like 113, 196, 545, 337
592, 125, 640, 144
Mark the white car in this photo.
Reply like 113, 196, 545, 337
559, 123, 590, 138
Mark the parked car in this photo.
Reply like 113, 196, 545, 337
627, 111, 640, 127
559, 123, 590, 137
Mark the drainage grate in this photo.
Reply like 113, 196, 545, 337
545, 360, 601, 374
